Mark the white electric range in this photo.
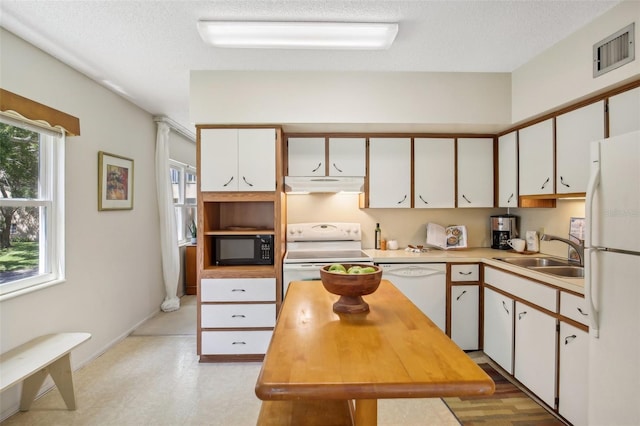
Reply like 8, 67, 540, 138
282, 222, 373, 296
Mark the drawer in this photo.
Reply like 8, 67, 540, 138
201, 330, 273, 355
484, 267, 557, 312
201, 304, 276, 328
560, 292, 589, 326
201, 278, 276, 302
451, 264, 480, 282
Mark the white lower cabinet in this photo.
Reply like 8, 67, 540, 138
483, 287, 514, 374
450, 285, 479, 350
558, 322, 588, 426
514, 301, 557, 408
199, 277, 276, 358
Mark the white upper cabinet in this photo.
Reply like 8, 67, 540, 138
287, 137, 326, 176
369, 138, 411, 208
498, 131, 518, 207
288, 137, 366, 177
200, 128, 276, 192
609, 86, 640, 137
519, 119, 554, 196
556, 101, 605, 194
414, 138, 455, 208
457, 138, 494, 207
328, 138, 366, 176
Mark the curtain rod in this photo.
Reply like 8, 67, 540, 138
153, 116, 195, 142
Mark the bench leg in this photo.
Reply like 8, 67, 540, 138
20, 369, 48, 411
20, 353, 77, 411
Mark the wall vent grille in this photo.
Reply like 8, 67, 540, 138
594, 23, 635, 77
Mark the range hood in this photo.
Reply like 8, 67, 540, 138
284, 176, 365, 193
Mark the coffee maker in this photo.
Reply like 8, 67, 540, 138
491, 214, 519, 250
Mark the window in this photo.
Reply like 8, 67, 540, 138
0, 118, 65, 298
170, 160, 197, 243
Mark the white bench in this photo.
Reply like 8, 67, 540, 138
0, 332, 91, 411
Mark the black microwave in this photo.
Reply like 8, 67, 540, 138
212, 234, 274, 266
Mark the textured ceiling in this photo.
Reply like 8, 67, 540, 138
0, 1, 621, 133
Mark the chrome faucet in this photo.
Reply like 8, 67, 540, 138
540, 234, 585, 266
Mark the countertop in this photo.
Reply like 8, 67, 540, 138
363, 247, 585, 295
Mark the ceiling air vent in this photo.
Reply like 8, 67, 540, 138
593, 23, 635, 78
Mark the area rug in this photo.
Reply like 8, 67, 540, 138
443, 363, 566, 425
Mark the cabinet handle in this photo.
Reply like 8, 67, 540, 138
332, 163, 343, 173
502, 301, 510, 314
564, 335, 577, 345
231, 289, 246, 292
540, 177, 550, 190
312, 162, 322, 172
397, 194, 407, 204
458, 271, 473, 275
577, 307, 588, 316
508, 193, 514, 203
242, 176, 254, 187
223, 176, 234, 187
518, 311, 527, 320
462, 194, 472, 203
419, 195, 428, 204
456, 290, 467, 301
231, 314, 246, 318
232, 341, 247, 345
560, 176, 570, 188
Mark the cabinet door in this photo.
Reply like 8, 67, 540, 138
457, 138, 494, 207
519, 119, 554, 195
556, 101, 604, 193
514, 301, 557, 408
369, 138, 411, 208
483, 287, 514, 374
414, 138, 455, 208
238, 129, 276, 191
558, 322, 588, 426
329, 138, 366, 176
200, 128, 239, 191
287, 137, 325, 176
609, 86, 640, 137
450, 285, 479, 350
498, 131, 518, 207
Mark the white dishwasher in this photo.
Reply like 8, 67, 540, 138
378, 263, 447, 332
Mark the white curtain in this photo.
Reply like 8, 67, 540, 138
156, 122, 180, 312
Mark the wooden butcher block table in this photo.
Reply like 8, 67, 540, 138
255, 279, 495, 426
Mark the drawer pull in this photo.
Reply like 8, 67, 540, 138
577, 307, 588, 316
231, 314, 246, 318
232, 341, 247, 345
518, 311, 527, 320
564, 335, 577, 345
456, 290, 467, 301
502, 301, 510, 314
231, 289, 246, 292
458, 271, 473, 275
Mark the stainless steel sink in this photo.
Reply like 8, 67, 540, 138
528, 266, 585, 278
494, 257, 572, 267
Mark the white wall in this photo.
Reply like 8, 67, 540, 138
0, 29, 166, 418
190, 70, 512, 132
512, 1, 640, 123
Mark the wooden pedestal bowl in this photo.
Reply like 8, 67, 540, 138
319, 264, 383, 314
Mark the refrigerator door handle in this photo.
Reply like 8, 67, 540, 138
585, 247, 600, 338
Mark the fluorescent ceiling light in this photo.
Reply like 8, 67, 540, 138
197, 21, 398, 50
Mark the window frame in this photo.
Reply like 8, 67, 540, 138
0, 117, 65, 300
170, 160, 197, 245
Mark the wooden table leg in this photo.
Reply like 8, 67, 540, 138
354, 399, 377, 426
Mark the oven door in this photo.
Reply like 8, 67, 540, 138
282, 263, 327, 298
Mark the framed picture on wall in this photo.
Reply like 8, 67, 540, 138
98, 151, 134, 211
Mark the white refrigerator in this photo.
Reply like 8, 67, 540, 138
585, 130, 640, 425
